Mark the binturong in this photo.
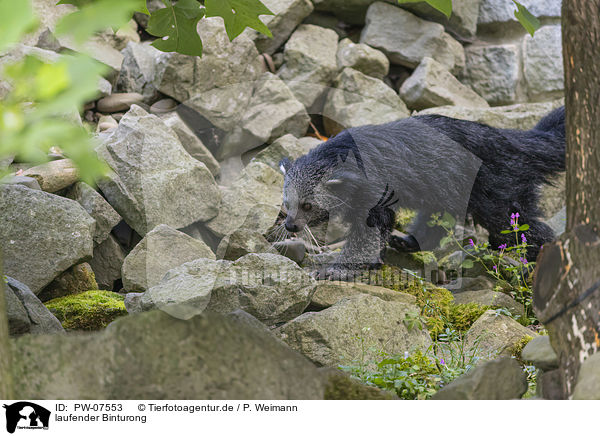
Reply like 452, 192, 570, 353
280, 106, 565, 280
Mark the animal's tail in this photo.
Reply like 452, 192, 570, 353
526, 106, 566, 176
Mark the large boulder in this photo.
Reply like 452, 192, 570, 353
478, 0, 561, 28
10, 310, 328, 399
323, 67, 410, 136
205, 161, 283, 239
462, 44, 521, 105
122, 224, 215, 292
360, 2, 465, 74
245, 0, 314, 54
154, 17, 263, 131
65, 182, 121, 244
140, 253, 316, 324
217, 73, 310, 160
311, 281, 417, 309
96, 105, 221, 236
400, 57, 489, 110
336, 38, 389, 80
432, 357, 528, 399
115, 41, 169, 102
523, 25, 564, 102
88, 235, 125, 291
277, 294, 432, 367
0, 185, 95, 294
399, 0, 482, 39
277, 24, 339, 111
416, 99, 564, 130
521, 335, 559, 371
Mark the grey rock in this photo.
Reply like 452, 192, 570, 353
66, 182, 121, 244
302, 11, 348, 38
155, 17, 263, 131
38, 262, 98, 302
572, 352, 600, 400
116, 42, 168, 102
360, 2, 465, 74
149, 98, 177, 114
123, 292, 144, 314
0, 185, 95, 294
453, 289, 525, 318
216, 229, 275, 260
311, 0, 379, 24
159, 111, 220, 177
462, 44, 521, 105
539, 172, 566, 221
523, 25, 564, 101
122, 224, 215, 292
141, 253, 316, 324
252, 134, 317, 170
416, 99, 564, 130
218, 73, 310, 160
521, 335, 559, 371
0, 175, 41, 190
311, 281, 417, 309
336, 38, 389, 80
399, 0, 482, 38
96, 105, 221, 236
89, 235, 125, 291
205, 162, 283, 239
546, 206, 566, 238
245, 0, 314, 55
478, 0, 561, 26
277, 24, 339, 111
323, 67, 409, 136
273, 238, 306, 264
465, 310, 537, 359
5, 285, 30, 335
97, 115, 118, 133
11, 310, 326, 399
278, 294, 432, 367
400, 57, 489, 110
6, 276, 64, 335
432, 357, 528, 399
97, 92, 144, 113
226, 309, 274, 335
97, 77, 112, 98
21, 159, 79, 193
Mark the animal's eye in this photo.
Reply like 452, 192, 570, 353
301, 202, 312, 211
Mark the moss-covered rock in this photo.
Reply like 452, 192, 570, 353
38, 263, 98, 302
44, 290, 128, 331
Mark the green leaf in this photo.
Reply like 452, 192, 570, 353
398, 0, 452, 19
461, 259, 474, 269
512, 1, 540, 36
519, 224, 530, 231
205, 0, 273, 41
500, 230, 512, 234
147, 0, 204, 56
56, 0, 145, 45
0, 0, 38, 53
441, 212, 456, 228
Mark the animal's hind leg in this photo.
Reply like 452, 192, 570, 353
389, 210, 447, 252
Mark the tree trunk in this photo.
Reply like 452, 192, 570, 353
533, 0, 600, 399
0, 248, 14, 399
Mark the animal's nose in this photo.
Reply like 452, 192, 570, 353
285, 221, 300, 232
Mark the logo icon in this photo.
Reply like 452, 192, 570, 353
2, 402, 50, 433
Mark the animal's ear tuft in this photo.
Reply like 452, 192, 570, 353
279, 157, 292, 175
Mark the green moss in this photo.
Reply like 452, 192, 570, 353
45, 290, 128, 331
510, 335, 535, 361
394, 208, 417, 232
448, 303, 489, 332
323, 372, 396, 400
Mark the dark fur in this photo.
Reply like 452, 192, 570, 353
281, 107, 565, 277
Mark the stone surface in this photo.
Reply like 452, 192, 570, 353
399, 0, 482, 38
336, 38, 389, 80
478, 0, 561, 26
97, 93, 144, 113
96, 105, 221, 236
245, 0, 314, 54
523, 25, 564, 101
572, 352, 600, 400
155, 17, 263, 131
432, 357, 528, 399
150, 98, 178, 114
38, 263, 98, 302
400, 57, 489, 110
97, 115, 118, 133
311, 0, 378, 24
360, 2, 465, 74
89, 235, 125, 291
278, 294, 432, 367
277, 24, 339, 111
462, 44, 521, 105
252, 134, 317, 170
323, 67, 410, 136
6, 276, 64, 335
140, 253, 316, 324
539, 172, 566, 221
0, 184, 95, 294
311, 281, 417, 309
453, 289, 525, 318
116, 42, 168, 102
465, 310, 537, 359
416, 99, 564, 130
11, 310, 329, 399
216, 229, 275, 260
65, 182, 121, 244
122, 224, 215, 292
521, 335, 559, 371
205, 162, 283, 239
159, 111, 220, 177
217, 73, 310, 160
0, 175, 41, 190
5, 285, 30, 336
21, 159, 79, 193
